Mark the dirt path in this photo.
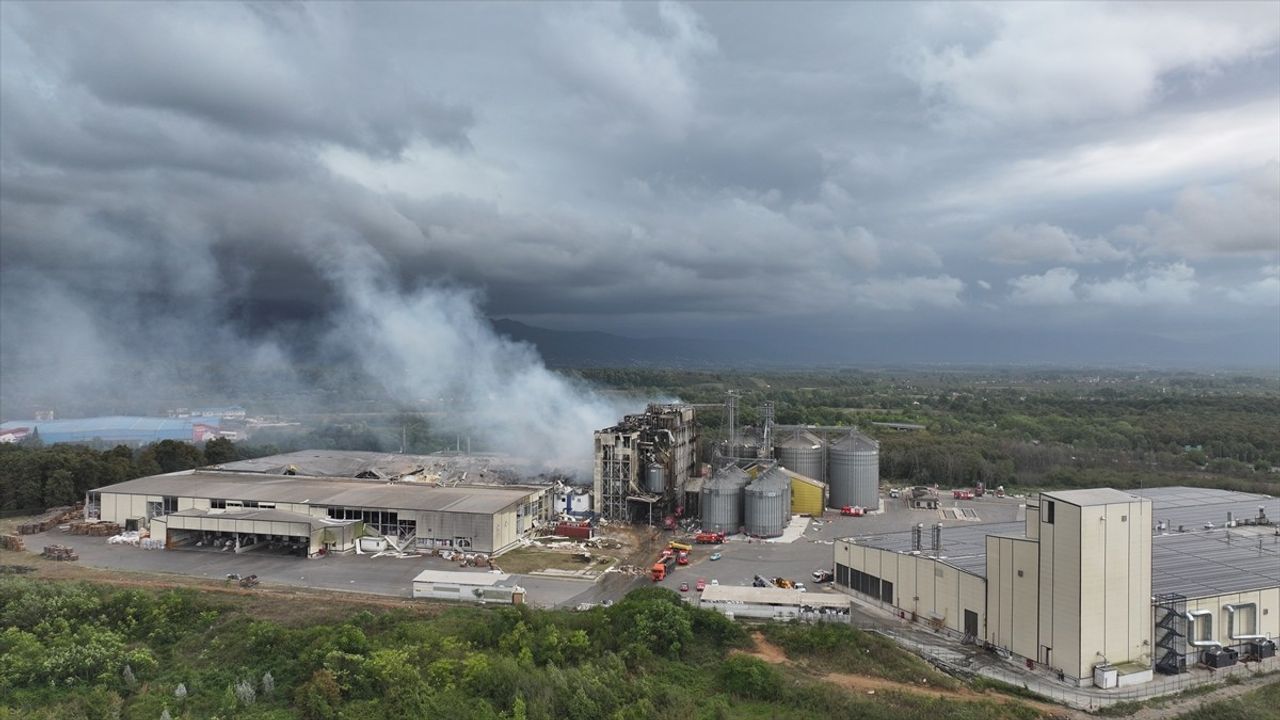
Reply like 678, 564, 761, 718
738, 632, 1083, 719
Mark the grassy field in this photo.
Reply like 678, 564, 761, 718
1171, 677, 1280, 720
493, 546, 616, 575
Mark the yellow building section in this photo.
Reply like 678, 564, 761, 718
787, 470, 826, 515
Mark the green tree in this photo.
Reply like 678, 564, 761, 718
203, 437, 236, 465
140, 440, 203, 474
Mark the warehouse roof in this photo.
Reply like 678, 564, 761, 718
413, 569, 513, 586
842, 487, 1280, 598
166, 507, 354, 530
778, 467, 825, 487
92, 470, 541, 515
211, 449, 535, 486
699, 585, 851, 609
1, 416, 220, 442
1042, 488, 1144, 506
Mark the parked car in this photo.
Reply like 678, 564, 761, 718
696, 578, 706, 591
679, 582, 689, 592
812, 569, 834, 583
711, 579, 719, 586
709, 552, 722, 561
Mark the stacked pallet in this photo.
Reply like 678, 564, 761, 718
18, 505, 81, 535
68, 521, 123, 537
41, 544, 79, 561
1, 534, 26, 552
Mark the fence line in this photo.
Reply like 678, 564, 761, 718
873, 628, 1279, 710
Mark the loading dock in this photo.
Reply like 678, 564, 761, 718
157, 508, 359, 557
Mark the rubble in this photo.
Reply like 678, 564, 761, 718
41, 544, 79, 561
1, 534, 27, 551
18, 505, 81, 534
108, 531, 142, 546
68, 521, 123, 537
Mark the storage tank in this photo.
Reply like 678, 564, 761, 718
644, 463, 665, 494
744, 467, 791, 537
700, 466, 749, 532
827, 430, 879, 509
774, 429, 824, 481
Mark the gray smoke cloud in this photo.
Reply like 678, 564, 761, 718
323, 248, 637, 470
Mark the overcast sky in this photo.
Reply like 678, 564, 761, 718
2, 1, 1278, 375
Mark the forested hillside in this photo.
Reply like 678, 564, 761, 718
0, 580, 1050, 720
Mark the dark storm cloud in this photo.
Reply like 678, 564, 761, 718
10, 2, 474, 157
1, 0, 1278, 391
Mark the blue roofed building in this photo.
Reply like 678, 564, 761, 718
0, 416, 222, 446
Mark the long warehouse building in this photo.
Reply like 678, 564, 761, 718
834, 487, 1279, 687
88, 452, 552, 557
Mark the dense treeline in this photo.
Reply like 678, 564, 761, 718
0, 438, 252, 513
0, 581, 1048, 720
579, 368, 1280, 493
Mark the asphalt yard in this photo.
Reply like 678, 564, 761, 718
15, 493, 1031, 609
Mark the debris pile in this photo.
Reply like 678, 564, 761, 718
69, 521, 123, 536
41, 544, 79, 561
108, 531, 143, 546
18, 505, 81, 534
1, 534, 26, 552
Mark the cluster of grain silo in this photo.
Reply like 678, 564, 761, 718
700, 465, 751, 533
774, 429, 824, 481
772, 427, 879, 510
743, 466, 791, 537
827, 430, 879, 509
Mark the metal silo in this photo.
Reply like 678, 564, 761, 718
700, 466, 749, 532
775, 429, 824, 481
644, 463, 665, 494
827, 430, 879, 509
744, 467, 791, 537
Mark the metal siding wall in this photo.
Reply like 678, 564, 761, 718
936, 564, 957, 630
960, 572, 986, 637
491, 509, 516, 552
898, 553, 917, 615
1011, 538, 1041, 661
1038, 500, 1056, 663
789, 477, 824, 516
101, 493, 119, 523
918, 554, 936, 615
1026, 504, 1040, 539
1082, 504, 1112, 668
987, 537, 1008, 647
1056, 502, 1083, 679
1184, 587, 1280, 646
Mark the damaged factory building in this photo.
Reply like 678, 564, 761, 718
593, 404, 698, 524
87, 450, 553, 557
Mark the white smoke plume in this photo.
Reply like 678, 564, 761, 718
324, 254, 639, 472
